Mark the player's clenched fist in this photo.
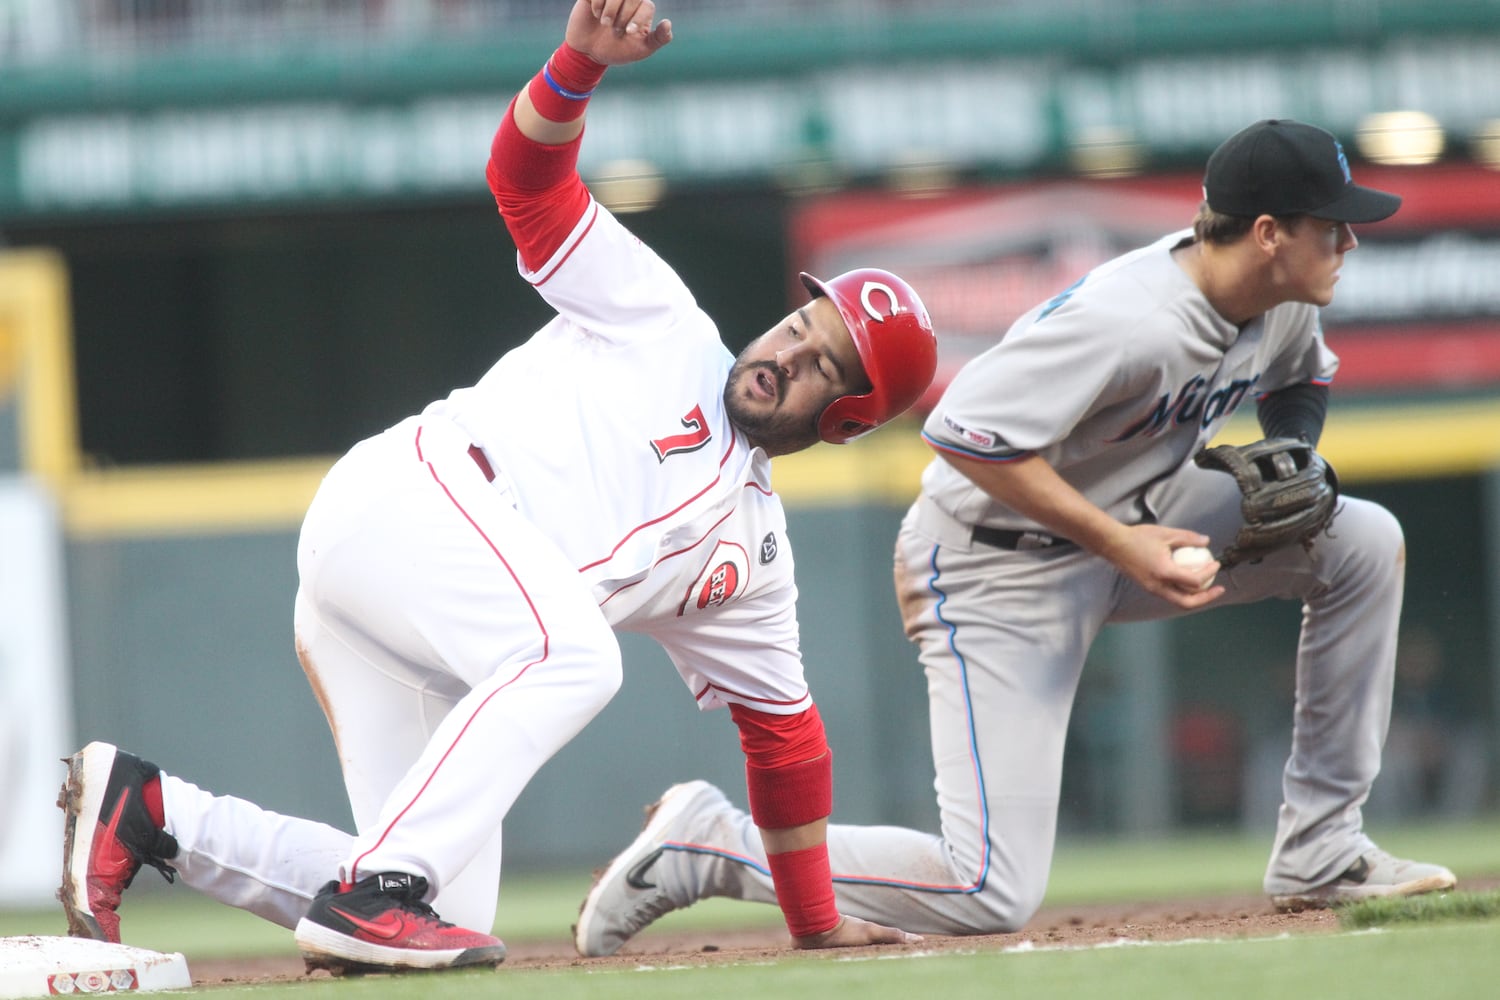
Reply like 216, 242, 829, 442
567, 0, 672, 64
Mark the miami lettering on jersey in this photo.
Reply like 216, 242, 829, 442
1110, 373, 1260, 442
651, 404, 713, 461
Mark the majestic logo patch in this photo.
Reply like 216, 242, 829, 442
651, 404, 713, 462
942, 414, 996, 450
679, 540, 750, 616
759, 532, 778, 564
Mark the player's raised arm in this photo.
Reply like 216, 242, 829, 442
488, 0, 671, 271
514, 0, 673, 146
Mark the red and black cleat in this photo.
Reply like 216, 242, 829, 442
58, 742, 179, 944
294, 871, 507, 975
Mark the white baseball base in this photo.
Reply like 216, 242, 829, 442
0, 936, 191, 998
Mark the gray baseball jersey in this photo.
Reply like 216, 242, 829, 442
615, 227, 1406, 934
922, 229, 1337, 530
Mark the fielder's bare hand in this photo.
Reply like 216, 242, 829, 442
1103, 524, 1224, 608
792, 915, 923, 950
566, 0, 672, 65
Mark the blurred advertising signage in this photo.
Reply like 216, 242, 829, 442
8, 100, 504, 211
791, 166, 1500, 406
6, 32, 1500, 218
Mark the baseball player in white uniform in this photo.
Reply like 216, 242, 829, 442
58, 0, 934, 974
571, 119, 1458, 955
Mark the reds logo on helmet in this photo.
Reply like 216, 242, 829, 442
679, 541, 750, 616
859, 280, 906, 323
798, 268, 937, 445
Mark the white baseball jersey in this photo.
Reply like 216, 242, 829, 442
144, 92, 823, 945
155, 193, 817, 937
424, 198, 807, 713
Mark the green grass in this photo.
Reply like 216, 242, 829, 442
1339, 888, 1500, 929
1043, 814, 1500, 904
3, 815, 1497, 997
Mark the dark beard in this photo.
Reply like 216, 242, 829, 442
723, 359, 821, 455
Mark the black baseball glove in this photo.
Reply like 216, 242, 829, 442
1193, 437, 1340, 568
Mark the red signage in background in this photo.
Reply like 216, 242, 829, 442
790, 165, 1500, 413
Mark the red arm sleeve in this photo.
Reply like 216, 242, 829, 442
730, 703, 840, 938
486, 98, 592, 274
729, 703, 832, 829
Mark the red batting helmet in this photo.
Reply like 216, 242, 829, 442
800, 268, 937, 444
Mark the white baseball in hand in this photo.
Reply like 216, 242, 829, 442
1171, 546, 1214, 569
1171, 546, 1216, 590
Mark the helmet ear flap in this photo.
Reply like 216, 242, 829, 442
817, 395, 878, 444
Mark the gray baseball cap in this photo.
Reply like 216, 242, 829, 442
1203, 119, 1402, 223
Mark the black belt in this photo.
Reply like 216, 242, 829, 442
971, 525, 1074, 551
468, 444, 496, 482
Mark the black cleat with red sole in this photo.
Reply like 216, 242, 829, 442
294, 871, 506, 975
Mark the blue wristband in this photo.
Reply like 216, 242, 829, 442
541, 62, 596, 101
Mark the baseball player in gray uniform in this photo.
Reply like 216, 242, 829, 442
57, 0, 932, 974
573, 118, 1457, 955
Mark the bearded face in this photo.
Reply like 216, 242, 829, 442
721, 297, 868, 456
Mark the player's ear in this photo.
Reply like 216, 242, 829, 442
1250, 214, 1283, 256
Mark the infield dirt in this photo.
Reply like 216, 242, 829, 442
185, 890, 1355, 987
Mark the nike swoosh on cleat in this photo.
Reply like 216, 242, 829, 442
327, 905, 408, 941
626, 848, 665, 890
95, 789, 135, 880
